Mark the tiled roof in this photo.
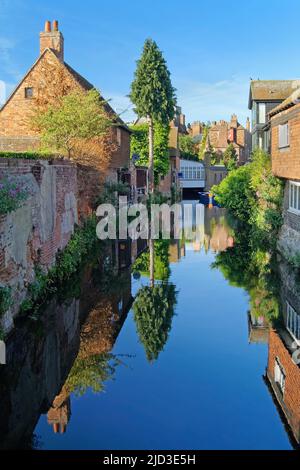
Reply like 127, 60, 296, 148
249, 80, 300, 108
269, 87, 300, 117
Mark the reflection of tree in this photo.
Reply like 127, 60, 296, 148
64, 352, 122, 397
133, 239, 171, 281
212, 225, 280, 324
133, 283, 177, 362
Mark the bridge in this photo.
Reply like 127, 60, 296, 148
179, 159, 205, 192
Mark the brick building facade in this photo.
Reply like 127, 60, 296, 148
0, 20, 131, 182
208, 114, 251, 165
270, 89, 300, 258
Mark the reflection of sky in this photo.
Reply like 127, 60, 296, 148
35, 223, 291, 450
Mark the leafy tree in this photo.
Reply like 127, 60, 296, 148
179, 134, 198, 161
223, 143, 238, 171
130, 39, 176, 193
130, 122, 170, 184
32, 89, 112, 157
198, 125, 209, 160
212, 165, 255, 222
133, 283, 177, 362
65, 353, 121, 397
133, 239, 171, 281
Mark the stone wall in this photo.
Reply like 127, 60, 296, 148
0, 158, 79, 332
278, 181, 300, 259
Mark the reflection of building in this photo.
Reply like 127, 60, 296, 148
46, 268, 133, 436
265, 261, 300, 447
179, 203, 234, 254
248, 311, 269, 344
47, 391, 71, 434
265, 328, 300, 447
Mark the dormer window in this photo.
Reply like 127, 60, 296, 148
25, 87, 33, 99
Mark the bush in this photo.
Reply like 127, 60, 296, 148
212, 165, 255, 222
212, 149, 284, 247
20, 216, 99, 316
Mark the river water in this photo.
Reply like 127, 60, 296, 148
0, 202, 298, 450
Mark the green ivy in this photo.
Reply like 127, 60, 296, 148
130, 122, 170, 184
20, 216, 100, 317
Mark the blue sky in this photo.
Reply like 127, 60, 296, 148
1, 0, 300, 125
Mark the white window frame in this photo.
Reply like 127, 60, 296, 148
258, 103, 266, 124
274, 358, 286, 394
286, 301, 300, 345
289, 181, 300, 214
278, 122, 289, 149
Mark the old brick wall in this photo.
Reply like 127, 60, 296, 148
271, 103, 300, 180
0, 158, 79, 332
267, 329, 300, 444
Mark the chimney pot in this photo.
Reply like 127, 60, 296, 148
45, 20, 51, 33
53, 20, 59, 31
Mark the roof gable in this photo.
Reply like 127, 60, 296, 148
248, 80, 300, 109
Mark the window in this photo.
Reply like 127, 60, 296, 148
286, 301, 300, 344
279, 122, 289, 148
289, 181, 300, 213
258, 103, 266, 124
24, 87, 33, 99
116, 128, 122, 147
274, 358, 286, 394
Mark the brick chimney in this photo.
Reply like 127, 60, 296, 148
40, 20, 64, 61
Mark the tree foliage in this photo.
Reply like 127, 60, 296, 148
179, 134, 198, 161
65, 353, 121, 397
130, 122, 170, 183
130, 39, 176, 125
223, 143, 238, 171
212, 149, 284, 247
32, 89, 112, 157
133, 283, 177, 362
133, 239, 171, 281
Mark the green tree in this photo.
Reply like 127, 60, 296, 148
199, 125, 209, 160
65, 353, 121, 397
223, 143, 238, 171
133, 239, 171, 281
32, 89, 112, 157
130, 39, 176, 193
179, 134, 198, 161
133, 283, 177, 362
130, 122, 170, 184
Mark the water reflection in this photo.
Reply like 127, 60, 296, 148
2, 203, 300, 449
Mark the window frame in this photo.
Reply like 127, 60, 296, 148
278, 122, 290, 149
286, 301, 300, 345
274, 357, 286, 395
24, 87, 33, 99
289, 181, 300, 215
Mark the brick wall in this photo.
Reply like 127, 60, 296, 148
271, 103, 300, 180
0, 158, 81, 332
267, 329, 300, 444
